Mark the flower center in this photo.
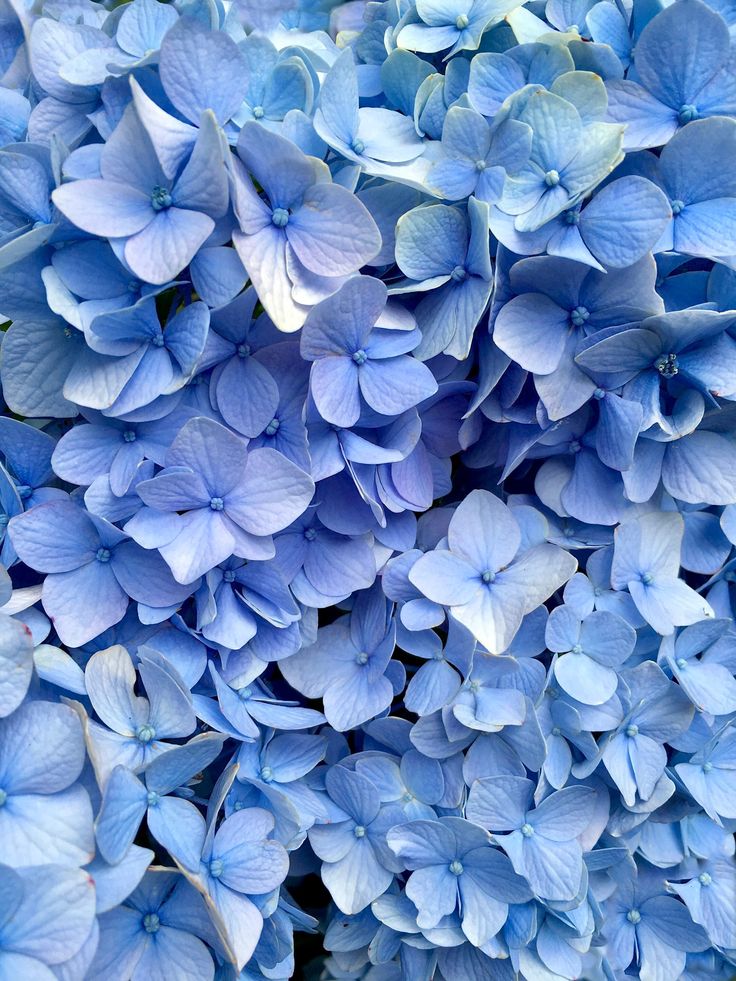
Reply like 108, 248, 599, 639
481, 570, 495, 583
150, 186, 172, 211
627, 909, 641, 924
641, 573, 653, 585
354, 825, 366, 838
260, 766, 274, 782
521, 823, 534, 837
351, 138, 365, 154
625, 724, 639, 738
656, 352, 679, 377
238, 687, 252, 700
304, 528, 317, 542
209, 859, 224, 878
252, 105, 265, 119
143, 913, 160, 933
475, 159, 487, 172
570, 305, 589, 327
237, 343, 251, 358
123, 430, 136, 442
0, 789, 6, 806
210, 497, 225, 511
352, 349, 368, 365
147, 790, 160, 807
702, 762, 713, 773
565, 209, 580, 225
544, 169, 560, 187
456, 13, 469, 28
450, 265, 467, 283
698, 872, 712, 886
449, 859, 464, 875
676, 658, 688, 669
571, 644, 583, 655
223, 570, 236, 582
136, 724, 156, 744
671, 199, 685, 216
355, 651, 369, 665
265, 417, 280, 436
271, 207, 289, 228
96, 547, 111, 563
593, 388, 605, 400
677, 104, 698, 124
151, 334, 164, 347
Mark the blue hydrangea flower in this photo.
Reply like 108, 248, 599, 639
0, 862, 97, 978
308, 765, 404, 915
233, 35, 313, 129
129, 416, 314, 584
280, 584, 399, 731
610, 513, 715, 635
667, 858, 736, 949
496, 88, 624, 232
545, 604, 636, 704
64, 296, 210, 417
0, 699, 94, 867
647, 116, 736, 259
607, 0, 736, 150
396, 0, 525, 57
9, 500, 192, 645
201, 288, 280, 439
57, 0, 179, 85
409, 490, 577, 653
468, 45, 575, 118
603, 866, 711, 980
465, 775, 596, 900
83, 644, 197, 783
313, 49, 425, 178
494, 253, 663, 420
660, 618, 736, 715
395, 197, 493, 360
52, 104, 229, 285
95, 732, 225, 869
426, 106, 532, 204
387, 816, 531, 944
230, 122, 381, 332
675, 726, 736, 825
590, 660, 694, 806
178, 802, 290, 971
233, 732, 329, 834
194, 664, 325, 741
300, 276, 437, 427
274, 512, 377, 607
51, 406, 191, 498
89, 870, 217, 981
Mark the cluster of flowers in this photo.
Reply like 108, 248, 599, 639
0, 0, 735, 977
